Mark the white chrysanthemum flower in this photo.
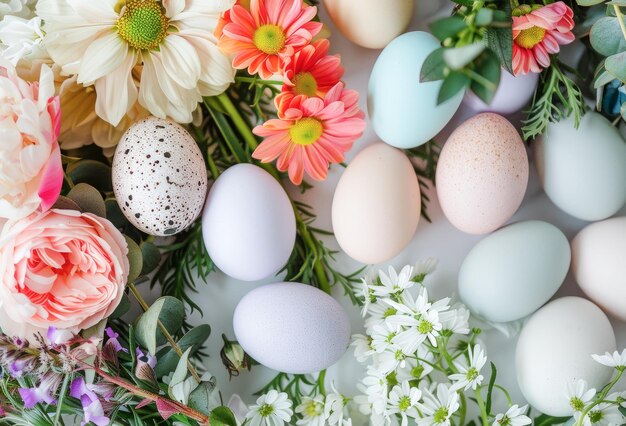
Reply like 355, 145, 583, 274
567, 379, 596, 415
370, 323, 398, 354
440, 303, 471, 335
576, 401, 623, 426
492, 404, 531, 426
295, 395, 327, 426
396, 347, 434, 382
386, 380, 421, 426
592, 349, 626, 370
449, 344, 487, 391
412, 258, 438, 282
372, 265, 415, 298
358, 277, 374, 317
37, 0, 236, 126
365, 301, 397, 332
0, 0, 35, 19
377, 345, 408, 375
351, 334, 374, 363
325, 383, 348, 426
245, 390, 293, 426
417, 383, 460, 426
0, 15, 46, 65
360, 366, 390, 415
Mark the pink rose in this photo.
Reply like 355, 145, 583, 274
0, 58, 62, 220
0, 209, 129, 340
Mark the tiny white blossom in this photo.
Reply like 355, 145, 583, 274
567, 379, 596, 415
417, 383, 460, 426
449, 344, 487, 391
351, 334, 374, 363
412, 258, 438, 281
358, 276, 374, 317
370, 324, 399, 353
372, 265, 415, 298
440, 304, 471, 335
576, 401, 623, 426
396, 347, 434, 382
295, 395, 326, 426
324, 383, 347, 426
0, 15, 46, 65
377, 345, 408, 375
386, 380, 421, 426
492, 404, 531, 426
592, 349, 626, 370
365, 301, 397, 332
359, 367, 389, 415
245, 390, 293, 426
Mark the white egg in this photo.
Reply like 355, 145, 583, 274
572, 217, 626, 321
368, 31, 463, 149
535, 112, 626, 221
112, 117, 207, 236
463, 71, 539, 115
459, 221, 570, 322
323, 0, 413, 49
233, 282, 351, 374
202, 164, 295, 282
516, 297, 616, 416
332, 143, 420, 264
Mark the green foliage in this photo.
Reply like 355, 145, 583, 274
405, 140, 441, 223
209, 406, 238, 426
135, 296, 185, 355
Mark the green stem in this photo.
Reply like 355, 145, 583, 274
206, 150, 220, 180
458, 392, 467, 426
235, 76, 283, 86
475, 387, 489, 426
464, 68, 497, 93
216, 93, 259, 152
615, 5, 626, 41
53, 373, 71, 426
296, 209, 332, 295
575, 369, 624, 426
128, 283, 202, 383
317, 370, 327, 395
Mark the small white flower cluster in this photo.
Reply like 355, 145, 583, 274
351, 260, 531, 426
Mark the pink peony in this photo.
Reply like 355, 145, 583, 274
0, 209, 129, 340
0, 58, 62, 220
512, 1, 575, 75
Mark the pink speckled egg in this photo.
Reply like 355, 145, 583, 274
436, 113, 529, 234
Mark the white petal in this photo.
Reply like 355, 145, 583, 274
94, 50, 137, 126
138, 54, 169, 119
163, 0, 186, 19
66, 0, 118, 23
160, 35, 201, 89
78, 31, 128, 85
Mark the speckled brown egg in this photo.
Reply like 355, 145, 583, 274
112, 117, 208, 236
436, 113, 528, 234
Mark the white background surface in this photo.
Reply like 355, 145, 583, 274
141, 1, 626, 421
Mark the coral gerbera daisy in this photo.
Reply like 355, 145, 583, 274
512, 1, 575, 75
219, 0, 323, 79
36, 0, 236, 126
253, 82, 365, 185
276, 38, 344, 113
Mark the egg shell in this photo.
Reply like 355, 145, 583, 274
233, 282, 351, 374
367, 31, 463, 149
323, 0, 413, 49
463, 71, 539, 115
516, 297, 616, 416
534, 112, 626, 221
112, 117, 207, 236
459, 220, 570, 322
436, 113, 529, 234
332, 143, 420, 264
572, 217, 626, 321
202, 164, 295, 282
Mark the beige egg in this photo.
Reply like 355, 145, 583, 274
436, 113, 529, 234
323, 0, 413, 49
332, 143, 421, 264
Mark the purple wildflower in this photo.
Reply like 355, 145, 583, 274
18, 373, 61, 408
47, 327, 73, 346
135, 348, 156, 369
104, 328, 127, 353
8, 357, 35, 378
70, 377, 110, 426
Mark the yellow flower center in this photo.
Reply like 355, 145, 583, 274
293, 72, 318, 97
516, 26, 546, 49
253, 24, 286, 55
117, 0, 168, 51
289, 117, 323, 146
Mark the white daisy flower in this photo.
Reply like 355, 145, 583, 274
396, 347, 434, 382
358, 277, 374, 317
492, 404, 531, 426
351, 334, 374, 363
440, 304, 471, 335
0, 15, 47, 65
370, 324, 398, 353
592, 349, 626, 370
377, 345, 408, 375
37, 0, 236, 126
360, 367, 390, 415
567, 379, 596, 415
386, 380, 421, 426
577, 401, 623, 426
365, 301, 397, 332
245, 390, 293, 426
295, 395, 327, 426
0, 0, 36, 20
417, 383, 460, 426
412, 258, 438, 282
372, 265, 415, 298
325, 383, 348, 426
449, 344, 487, 391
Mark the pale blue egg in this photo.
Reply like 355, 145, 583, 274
367, 31, 463, 149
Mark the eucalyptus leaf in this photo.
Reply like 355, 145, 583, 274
429, 16, 468, 41
420, 47, 446, 82
188, 378, 219, 415
594, 65, 617, 88
124, 236, 143, 284
135, 296, 185, 355
437, 71, 469, 105
576, 0, 607, 5
105, 198, 130, 229
66, 160, 113, 192
154, 325, 211, 377
51, 196, 81, 211
605, 51, 626, 82
140, 242, 161, 276
110, 293, 130, 320
209, 406, 238, 426
169, 348, 192, 389
67, 183, 106, 218
443, 43, 486, 70
590, 17, 626, 57
486, 27, 513, 74
475, 8, 494, 26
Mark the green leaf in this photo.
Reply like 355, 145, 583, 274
67, 183, 106, 218
429, 16, 468, 41
140, 242, 161, 276
209, 407, 238, 426
154, 325, 211, 377
486, 27, 513, 74
420, 47, 446, 82
188, 378, 219, 415
533, 414, 572, 426
169, 348, 192, 389
470, 50, 502, 104
125, 236, 143, 284
105, 199, 130, 229
590, 17, 626, 57
485, 362, 497, 414
606, 51, 626, 82
475, 8, 494, 27
437, 71, 469, 105
576, 0, 606, 5
52, 196, 81, 211
443, 43, 486, 70
110, 293, 130, 319
594, 64, 617, 88
135, 296, 185, 355
66, 160, 112, 192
